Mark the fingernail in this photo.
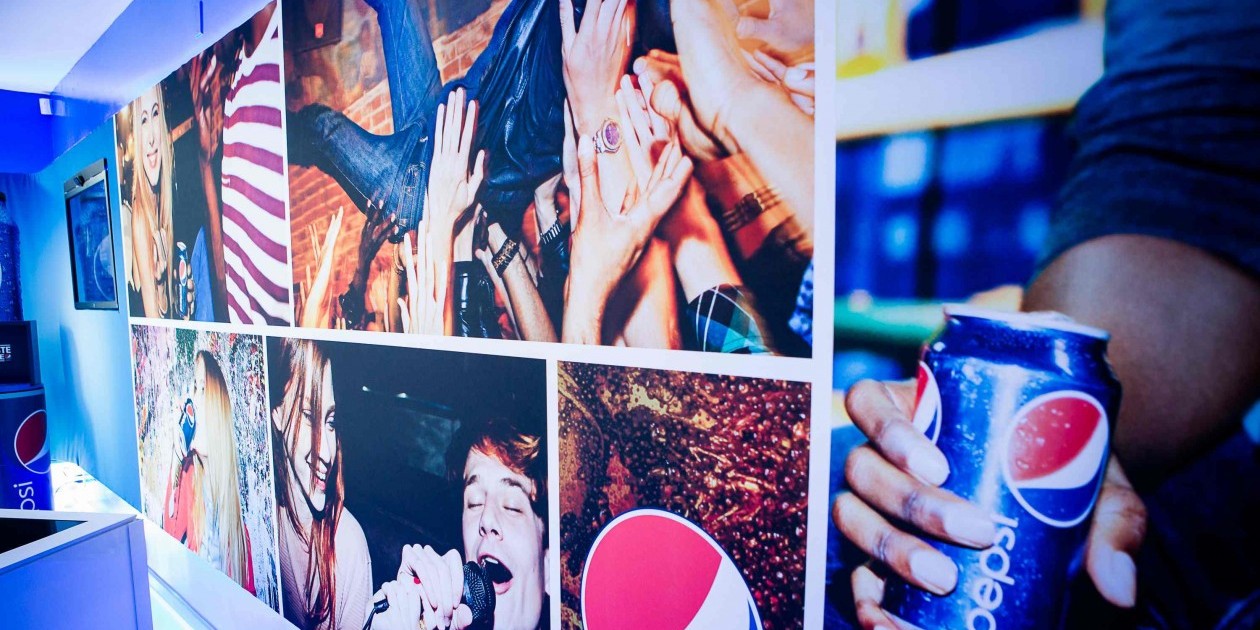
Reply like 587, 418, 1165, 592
909, 551, 957, 595
633, 58, 647, 74
1101, 550, 1137, 607
942, 508, 996, 548
907, 445, 950, 486
735, 18, 751, 38
785, 68, 807, 83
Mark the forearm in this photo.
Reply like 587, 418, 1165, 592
665, 186, 742, 302
606, 241, 681, 349
1025, 234, 1260, 487
501, 258, 557, 342
718, 88, 814, 234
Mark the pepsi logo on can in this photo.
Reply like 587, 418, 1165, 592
581, 509, 762, 630
912, 362, 942, 445
1004, 391, 1109, 528
14, 409, 48, 475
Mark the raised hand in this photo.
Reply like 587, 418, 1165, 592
559, 0, 634, 134
300, 207, 344, 328
427, 88, 486, 234
563, 136, 693, 344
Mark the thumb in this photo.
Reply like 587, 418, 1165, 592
1085, 456, 1146, 608
452, 603, 474, 630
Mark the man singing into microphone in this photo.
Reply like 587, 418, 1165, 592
371, 416, 550, 630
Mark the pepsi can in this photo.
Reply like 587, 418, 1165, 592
884, 306, 1120, 630
0, 387, 53, 510
175, 242, 190, 320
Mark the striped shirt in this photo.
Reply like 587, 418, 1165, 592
221, 6, 292, 325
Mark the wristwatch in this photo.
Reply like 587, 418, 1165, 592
593, 118, 623, 154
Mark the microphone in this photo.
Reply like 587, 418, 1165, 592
366, 561, 495, 630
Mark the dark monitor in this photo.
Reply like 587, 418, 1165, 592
64, 159, 119, 311
0, 320, 39, 386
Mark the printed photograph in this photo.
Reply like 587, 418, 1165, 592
130, 324, 279, 610
115, 1, 293, 324
283, 0, 814, 356
266, 337, 548, 630
558, 362, 811, 629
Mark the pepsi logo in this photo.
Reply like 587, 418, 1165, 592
1003, 392, 1108, 528
911, 363, 941, 444
582, 509, 762, 630
14, 409, 49, 474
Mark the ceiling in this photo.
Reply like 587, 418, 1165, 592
0, 0, 136, 94
0, 0, 269, 173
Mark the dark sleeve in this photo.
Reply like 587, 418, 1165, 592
1038, 0, 1260, 280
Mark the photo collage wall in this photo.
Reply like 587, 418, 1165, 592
119, 0, 822, 628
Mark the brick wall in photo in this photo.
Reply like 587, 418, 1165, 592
287, 0, 507, 324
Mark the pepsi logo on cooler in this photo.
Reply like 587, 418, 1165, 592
14, 409, 48, 475
1003, 392, 1109, 528
581, 509, 762, 630
912, 362, 942, 444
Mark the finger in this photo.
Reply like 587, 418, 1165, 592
833, 493, 959, 596
790, 93, 815, 116
469, 150, 486, 195
620, 78, 656, 153
743, 50, 780, 83
1086, 457, 1145, 608
753, 49, 789, 80
460, 100, 478, 159
846, 380, 949, 486
558, 0, 577, 52
784, 66, 815, 96
635, 73, 670, 140
446, 90, 461, 156
398, 298, 411, 334
434, 103, 447, 155
736, 16, 778, 44
845, 445, 995, 548
616, 87, 651, 190
443, 550, 464, 619
576, 136, 603, 221
607, 0, 631, 40
452, 604, 474, 630
851, 564, 899, 630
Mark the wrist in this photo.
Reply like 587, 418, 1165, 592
573, 96, 619, 135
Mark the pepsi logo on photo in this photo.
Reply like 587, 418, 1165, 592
1003, 392, 1109, 528
581, 509, 762, 630
912, 362, 941, 445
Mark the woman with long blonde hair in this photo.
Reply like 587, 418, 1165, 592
163, 351, 255, 594
126, 84, 175, 318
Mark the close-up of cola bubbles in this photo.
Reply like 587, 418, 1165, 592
558, 362, 812, 630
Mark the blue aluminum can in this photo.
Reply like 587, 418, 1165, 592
175, 242, 190, 320
884, 306, 1120, 630
0, 386, 52, 510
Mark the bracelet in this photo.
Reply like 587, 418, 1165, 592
492, 239, 520, 276
538, 219, 568, 249
718, 186, 780, 234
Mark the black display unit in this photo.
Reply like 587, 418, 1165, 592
64, 159, 118, 311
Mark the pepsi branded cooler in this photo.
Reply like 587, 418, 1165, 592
0, 386, 51, 511
884, 306, 1120, 630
